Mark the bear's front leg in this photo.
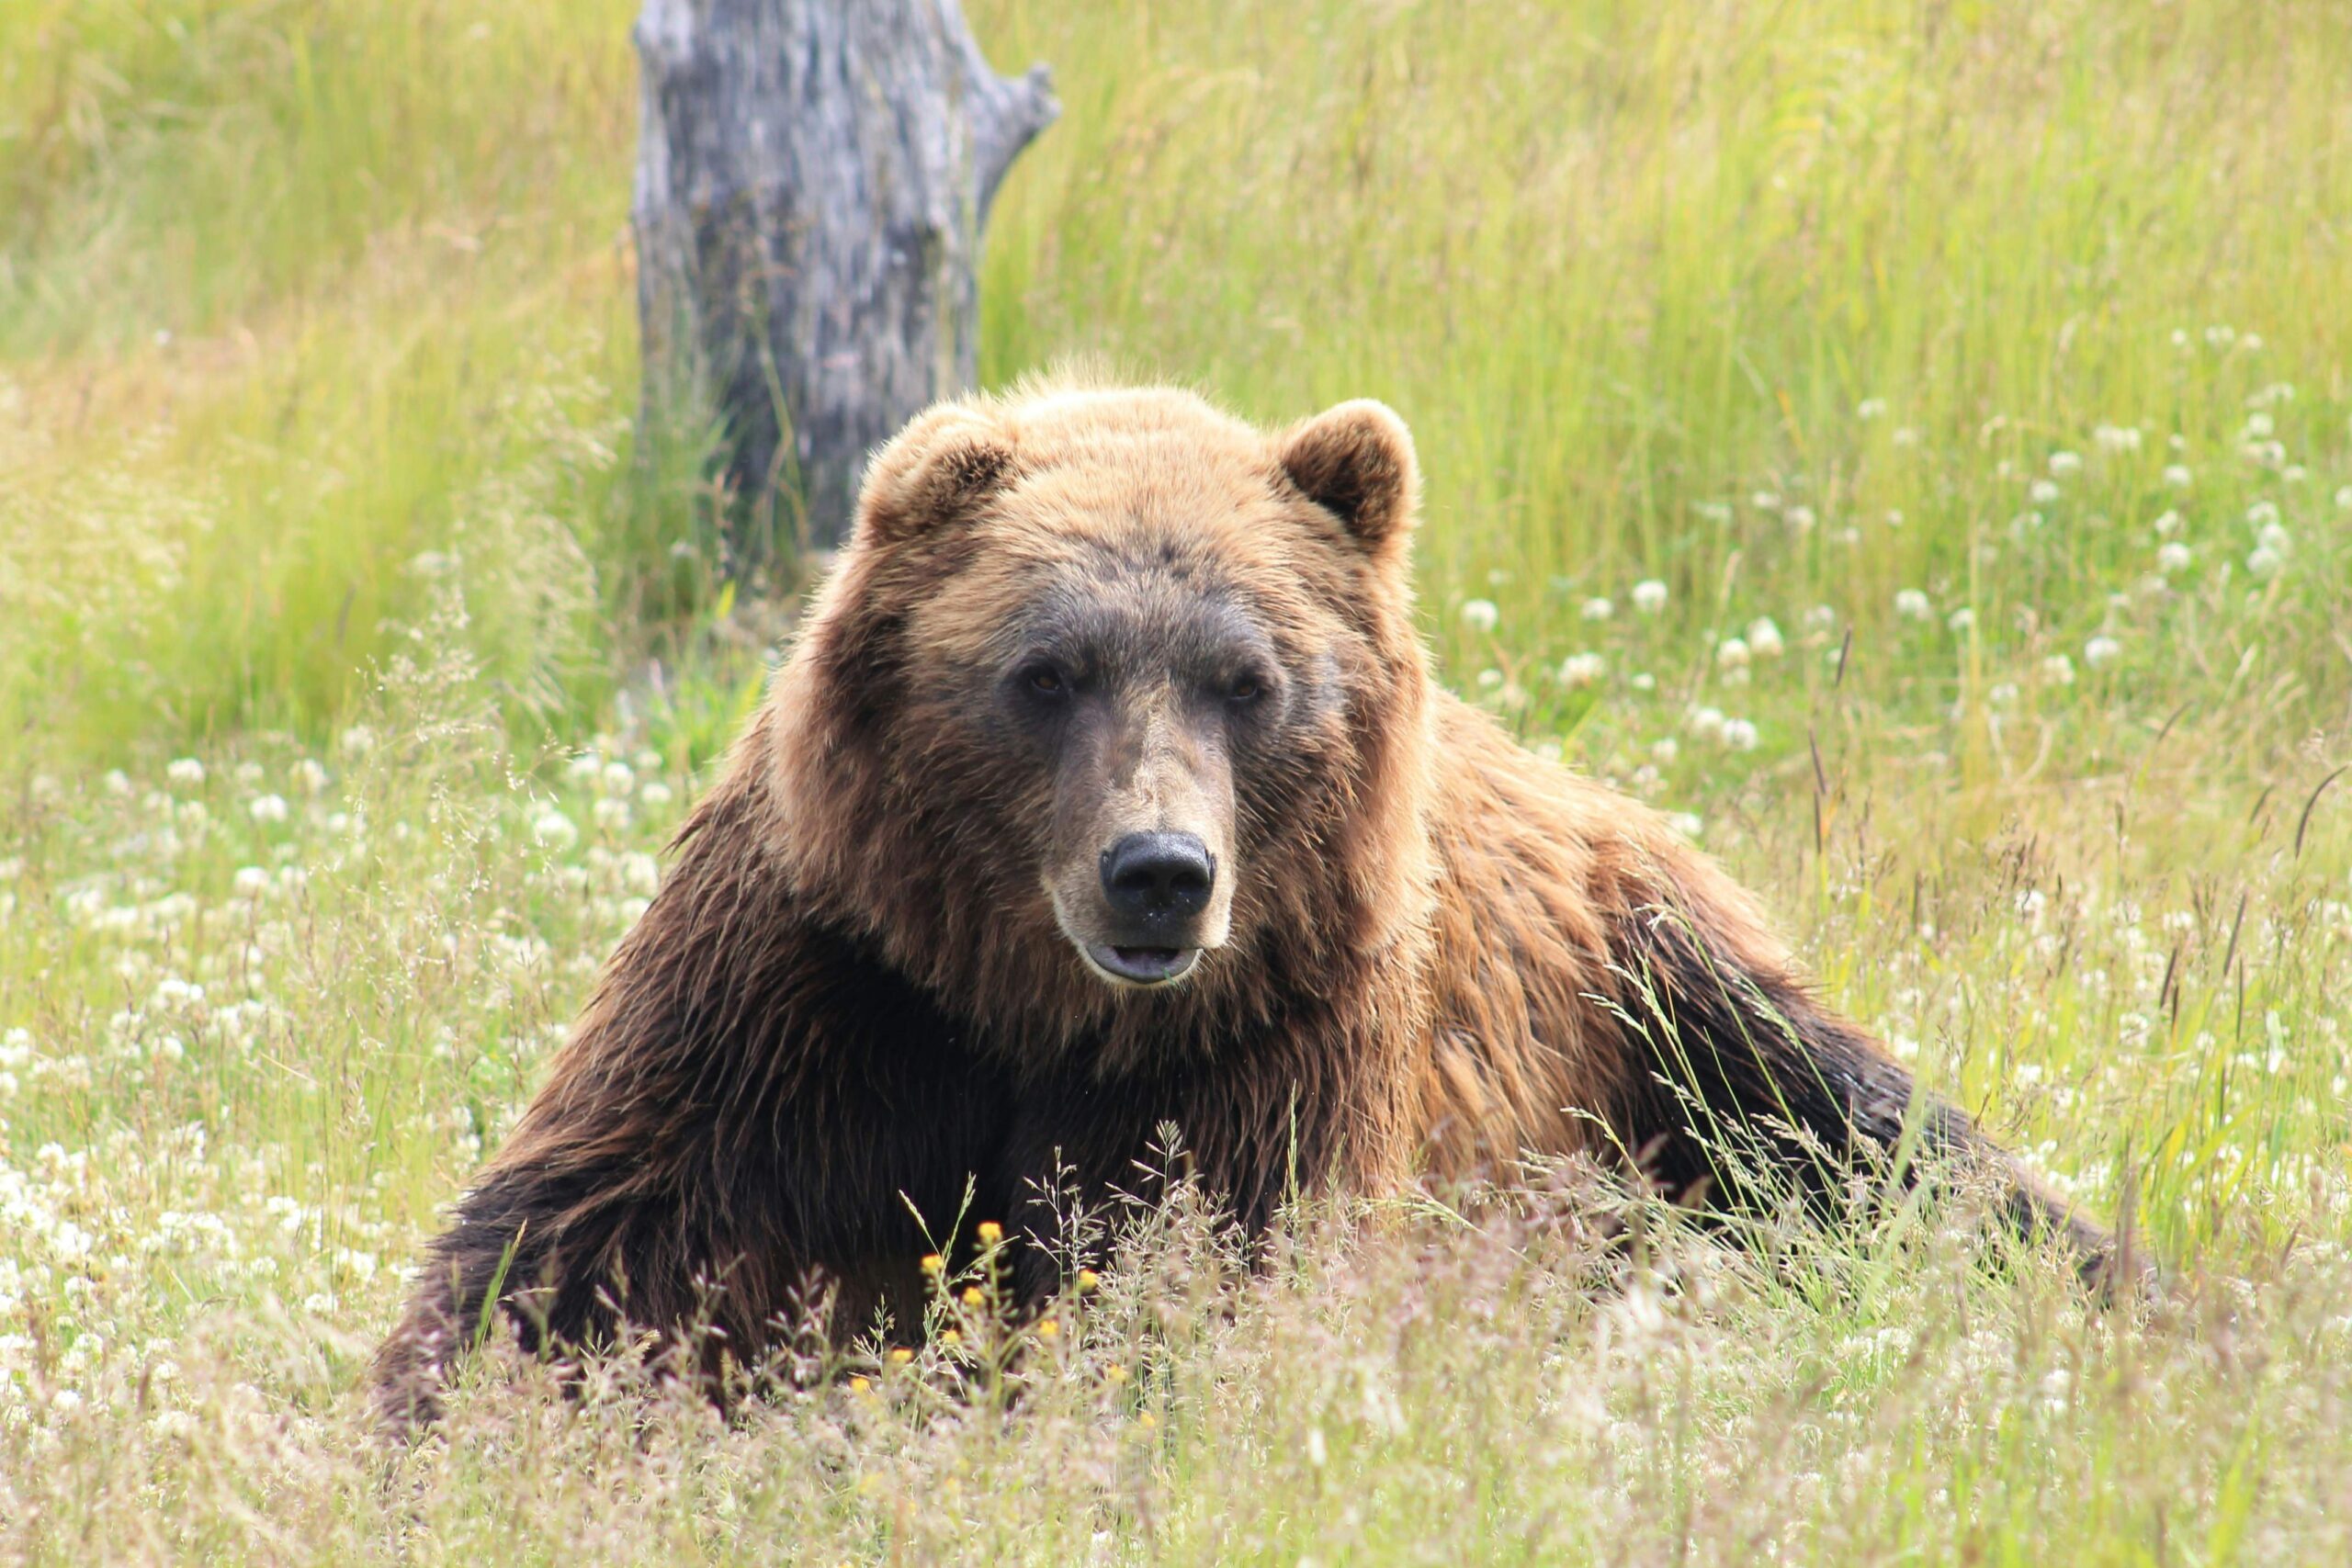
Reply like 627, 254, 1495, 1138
369, 907, 1010, 1430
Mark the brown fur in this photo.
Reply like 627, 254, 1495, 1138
372, 382, 2117, 1428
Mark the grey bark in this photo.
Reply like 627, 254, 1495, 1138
631, 0, 1056, 564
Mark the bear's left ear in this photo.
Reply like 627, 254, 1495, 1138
852, 402, 1020, 549
1277, 400, 1420, 558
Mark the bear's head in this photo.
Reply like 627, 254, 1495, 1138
765, 384, 1438, 1062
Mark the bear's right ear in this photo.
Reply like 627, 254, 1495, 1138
1277, 399, 1420, 558
852, 404, 1019, 549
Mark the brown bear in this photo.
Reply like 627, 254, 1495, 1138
371, 382, 2117, 1427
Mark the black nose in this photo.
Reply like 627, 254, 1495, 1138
1101, 831, 1215, 923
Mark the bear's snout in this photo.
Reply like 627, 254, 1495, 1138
1100, 831, 1215, 923
1077, 829, 1217, 987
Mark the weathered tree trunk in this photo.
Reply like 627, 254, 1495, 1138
631, 0, 1056, 566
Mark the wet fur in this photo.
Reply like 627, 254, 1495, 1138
372, 383, 2116, 1427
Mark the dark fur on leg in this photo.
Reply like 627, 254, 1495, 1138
1610, 904, 2128, 1291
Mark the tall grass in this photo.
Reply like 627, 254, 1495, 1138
2, 1, 2350, 1561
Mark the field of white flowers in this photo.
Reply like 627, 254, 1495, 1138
6, 1, 2352, 1562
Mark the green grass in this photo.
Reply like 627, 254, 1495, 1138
4, 0, 2352, 1561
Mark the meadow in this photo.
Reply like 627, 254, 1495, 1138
3, 0, 2351, 1561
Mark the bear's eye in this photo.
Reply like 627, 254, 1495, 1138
1227, 673, 1266, 705
1025, 665, 1067, 697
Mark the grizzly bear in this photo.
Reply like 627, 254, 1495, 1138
372, 383, 2117, 1427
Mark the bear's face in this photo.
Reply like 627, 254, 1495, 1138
777, 389, 1432, 1035
978, 532, 1272, 987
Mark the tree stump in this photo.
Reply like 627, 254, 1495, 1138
631, 0, 1057, 566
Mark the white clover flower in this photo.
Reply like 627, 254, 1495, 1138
2283, 464, 2307, 484
1751, 491, 1781, 512
2245, 500, 2279, 526
1892, 426, 1919, 447
2029, 479, 2061, 504
1580, 596, 1614, 622
1989, 682, 2019, 706
1651, 738, 1679, 763
2094, 425, 2143, 453
1713, 637, 1749, 671
1476, 668, 1503, 689
289, 758, 329, 795
101, 769, 131, 797
1687, 705, 1727, 742
531, 809, 579, 848
2335, 485, 2352, 511
2248, 546, 2282, 579
1947, 607, 1976, 632
600, 761, 637, 797
2152, 510, 2182, 536
592, 797, 633, 831
2205, 324, 2235, 348
1631, 580, 1668, 615
1558, 652, 1607, 687
2048, 451, 2083, 477
565, 752, 604, 783
2171, 328, 2190, 347
2157, 542, 2192, 574
338, 725, 376, 756
2257, 523, 2291, 555
2164, 465, 2192, 488
165, 759, 206, 788
2084, 636, 2121, 668
1745, 617, 1784, 659
1894, 589, 1932, 621
639, 781, 674, 807
1857, 398, 1887, 421
2042, 654, 2077, 685
1784, 504, 1816, 532
232, 866, 271, 897
247, 794, 289, 825
1459, 598, 1500, 634
1722, 718, 1760, 751
2245, 412, 2275, 439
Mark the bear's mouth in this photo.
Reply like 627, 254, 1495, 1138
1084, 943, 1201, 987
